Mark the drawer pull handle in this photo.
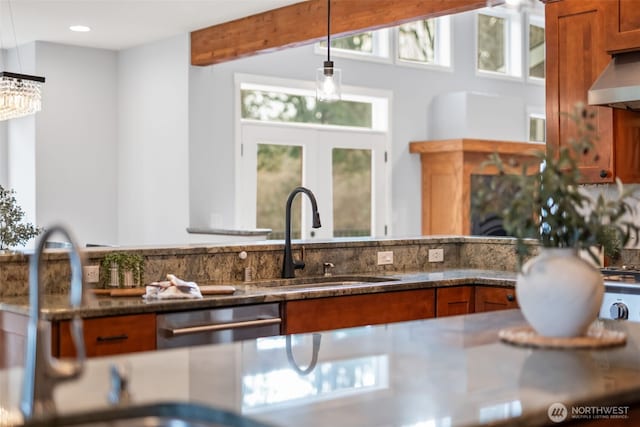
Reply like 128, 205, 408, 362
162, 317, 282, 337
97, 334, 129, 342
600, 170, 608, 178
506, 294, 515, 302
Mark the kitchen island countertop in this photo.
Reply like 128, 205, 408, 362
1, 309, 639, 426
0, 269, 517, 320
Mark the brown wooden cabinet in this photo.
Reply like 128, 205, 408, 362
58, 313, 156, 358
436, 286, 475, 317
283, 289, 436, 334
546, 0, 640, 184
475, 287, 518, 313
605, 0, 640, 53
409, 139, 542, 235
546, 0, 614, 183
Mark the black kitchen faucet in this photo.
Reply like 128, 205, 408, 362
282, 187, 321, 278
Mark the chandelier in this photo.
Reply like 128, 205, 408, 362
0, 72, 45, 121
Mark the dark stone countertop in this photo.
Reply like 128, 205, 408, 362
0, 269, 517, 320
2, 309, 639, 426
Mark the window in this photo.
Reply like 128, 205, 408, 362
397, 16, 451, 68
241, 88, 373, 129
236, 74, 390, 240
528, 16, 545, 80
476, 8, 522, 78
316, 29, 390, 60
529, 114, 546, 143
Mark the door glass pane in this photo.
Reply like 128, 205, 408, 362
257, 144, 302, 239
529, 24, 545, 79
477, 13, 506, 73
332, 148, 371, 237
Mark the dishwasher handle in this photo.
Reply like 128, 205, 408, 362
161, 316, 282, 337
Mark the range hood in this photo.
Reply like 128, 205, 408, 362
588, 51, 640, 111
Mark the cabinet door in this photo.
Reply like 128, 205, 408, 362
475, 287, 518, 313
546, 0, 613, 183
58, 313, 156, 358
0, 311, 29, 369
284, 289, 436, 334
605, 0, 640, 53
436, 286, 474, 317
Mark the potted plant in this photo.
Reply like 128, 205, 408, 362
0, 185, 42, 252
473, 103, 640, 338
100, 252, 144, 288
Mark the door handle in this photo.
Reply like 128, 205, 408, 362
162, 317, 282, 337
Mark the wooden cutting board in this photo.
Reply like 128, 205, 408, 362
92, 285, 236, 297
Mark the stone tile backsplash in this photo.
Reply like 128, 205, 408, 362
0, 237, 540, 297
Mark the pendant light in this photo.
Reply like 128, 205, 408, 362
0, 0, 45, 121
316, 0, 341, 102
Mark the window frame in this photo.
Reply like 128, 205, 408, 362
394, 15, 453, 72
526, 12, 545, 84
234, 73, 392, 239
527, 107, 546, 143
475, 7, 523, 81
314, 28, 392, 64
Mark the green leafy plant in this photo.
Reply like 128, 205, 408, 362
472, 103, 640, 267
100, 252, 144, 288
0, 185, 42, 250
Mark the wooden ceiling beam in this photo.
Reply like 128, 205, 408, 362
191, 0, 495, 66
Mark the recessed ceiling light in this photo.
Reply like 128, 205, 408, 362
69, 25, 91, 32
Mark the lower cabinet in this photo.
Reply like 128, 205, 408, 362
436, 286, 518, 317
57, 313, 157, 358
474, 286, 518, 313
436, 286, 475, 317
0, 311, 29, 369
284, 289, 436, 334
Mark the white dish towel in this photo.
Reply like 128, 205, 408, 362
143, 274, 203, 300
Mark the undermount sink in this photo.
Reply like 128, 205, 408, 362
253, 275, 399, 290
22, 402, 272, 427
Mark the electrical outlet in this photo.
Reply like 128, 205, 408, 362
428, 248, 444, 263
83, 265, 100, 283
377, 251, 393, 265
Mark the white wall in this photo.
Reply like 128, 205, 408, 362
0, 49, 7, 188
34, 42, 118, 245
190, 8, 546, 238
118, 34, 190, 245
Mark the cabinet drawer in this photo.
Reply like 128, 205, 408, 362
58, 313, 156, 358
475, 287, 518, 313
284, 289, 435, 334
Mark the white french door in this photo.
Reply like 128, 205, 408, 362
237, 122, 388, 239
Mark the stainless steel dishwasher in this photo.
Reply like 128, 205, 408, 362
156, 303, 281, 349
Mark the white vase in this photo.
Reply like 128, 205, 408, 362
516, 247, 604, 338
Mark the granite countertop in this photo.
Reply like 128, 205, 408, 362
2, 309, 639, 426
0, 269, 517, 320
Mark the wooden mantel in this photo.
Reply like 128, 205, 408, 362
409, 139, 544, 236
191, 0, 498, 66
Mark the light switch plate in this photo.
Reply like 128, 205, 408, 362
428, 248, 444, 263
377, 251, 393, 265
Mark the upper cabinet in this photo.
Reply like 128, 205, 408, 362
546, 0, 640, 184
606, 0, 640, 53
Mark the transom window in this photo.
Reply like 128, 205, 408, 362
397, 17, 451, 67
528, 15, 545, 80
476, 8, 523, 78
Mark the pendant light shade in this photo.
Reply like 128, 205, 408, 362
316, 0, 341, 102
0, 72, 45, 121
